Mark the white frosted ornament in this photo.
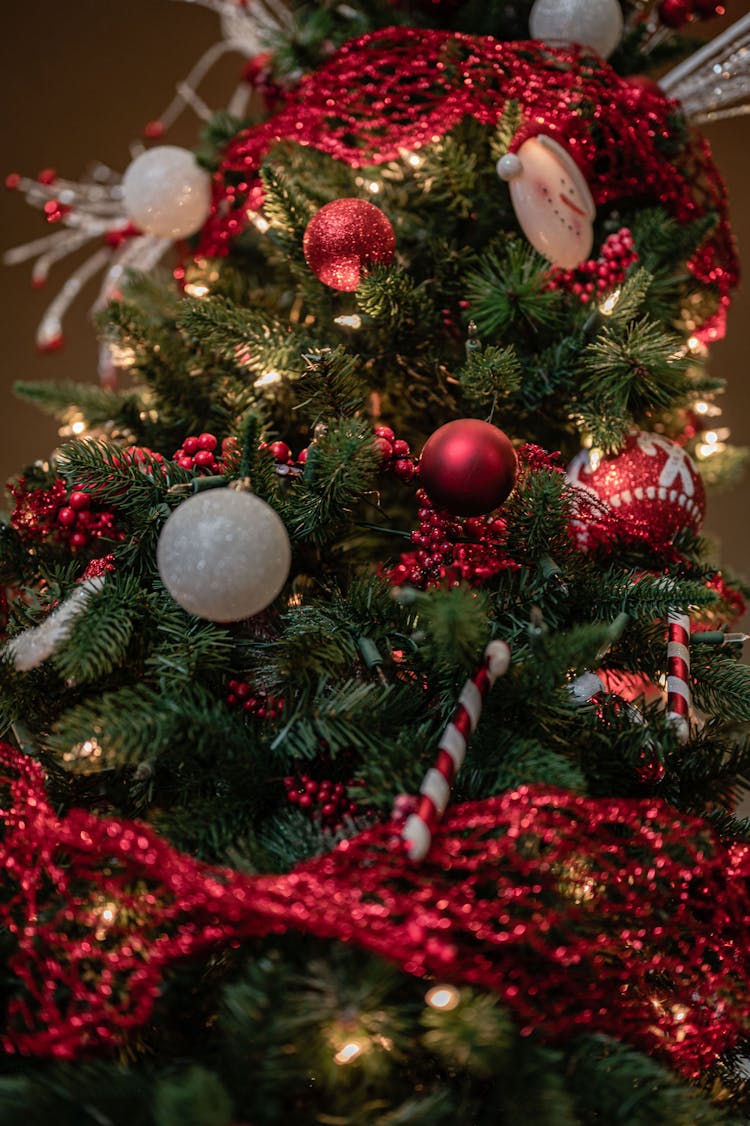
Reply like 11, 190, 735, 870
157, 489, 291, 622
122, 146, 212, 239
497, 135, 595, 269
529, 0, 624, 60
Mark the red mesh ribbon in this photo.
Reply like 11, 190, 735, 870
200, 27, 738, 316
2, 742, 749, 1072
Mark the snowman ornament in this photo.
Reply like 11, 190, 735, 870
497, 134, 596, 269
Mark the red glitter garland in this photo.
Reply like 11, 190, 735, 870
199, 28, 737, 320
1, 742, 748, 1073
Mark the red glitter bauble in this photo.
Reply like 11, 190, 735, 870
302, 198, 395, 291
566, 432, 705, 548
419, 419, 517, 516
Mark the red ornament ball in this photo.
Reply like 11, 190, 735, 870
419, 419, 517, 516
303, 198, 395, 291
566, 431, 705, 548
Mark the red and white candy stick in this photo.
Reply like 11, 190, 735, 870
666, 609, 691, 744
402, 639, 511, 861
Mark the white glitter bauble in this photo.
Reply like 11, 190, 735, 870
122, 146, 212, 239
529, 0, 624, 60
157, 489, 291, 622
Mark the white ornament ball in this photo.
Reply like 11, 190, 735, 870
122, 146, 212, 239
529, 0, 624, 60
157, 489, 291, 622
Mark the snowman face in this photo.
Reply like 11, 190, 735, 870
497, 135, 595, 270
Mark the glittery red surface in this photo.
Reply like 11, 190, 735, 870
2, 742, 749, 1073
303, 198, 395, 290
198, 28, 737, 319
566, 432, 706, 551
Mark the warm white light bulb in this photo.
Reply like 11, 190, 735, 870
333, 1039, 365, 1065
425, 985, 460, 1011
598, 288, 621, 316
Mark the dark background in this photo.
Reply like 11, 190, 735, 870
1, 0, 749, 591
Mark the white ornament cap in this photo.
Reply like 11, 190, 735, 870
496, 153, 523, 181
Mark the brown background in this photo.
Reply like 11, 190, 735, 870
1, 0, 749, 593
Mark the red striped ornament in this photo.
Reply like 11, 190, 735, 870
667, 610, 691, 743
402, 639, 511, 861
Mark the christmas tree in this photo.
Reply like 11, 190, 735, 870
2, 1, 750, 1122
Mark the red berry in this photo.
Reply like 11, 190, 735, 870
375, 426, 395, 441
297, 448, 308, 465
68, 490, 90, 511
269, 441, 291, 463
198, 433, 218, 451
394, 459, 415, 482
659, 0, 691, 27
57, 506, 77, 527
193, 450, 215, 469
182, 436, 200, 455
69, 531, 88, 549
321, 803, 336, 818
299, 794, 313, 808
144, 120, 165, 140
392, 439, 410, 457
374, 436, 393, 462
37, 168, 57, 185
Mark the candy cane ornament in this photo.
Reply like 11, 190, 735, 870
402, 639, 511, 861
667, 610, 691, 744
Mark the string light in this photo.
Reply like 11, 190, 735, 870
249, 213, 270, 233
71, 419, 87, 435
254, 369, 282, 388
184, 281, 210, 298
598, 287, 621, 316
333, 1039, 367, 1065
334, 314, 362, 329
63, 738, 104, 766
425, 985, 460, 1011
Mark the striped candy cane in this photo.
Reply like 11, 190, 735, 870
666, 610, 691, 744
402, 639, 511, 861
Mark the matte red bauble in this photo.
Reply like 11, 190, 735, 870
566, 431, 705, 547
419, 419, 517, 516
303, 198, 395, 291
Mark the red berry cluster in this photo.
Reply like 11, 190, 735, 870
547, 229, 638, 304
260, 439, 309, 469
172, 434, 240, 474
389, 488, 518, 589
56, 490, 119, 551
8, 477, 119, 551
658, 0, 724, 28
117, 446, 166, 474
374, 425, 416, 482
284, 774, 364, 827
226, 679, 284, 720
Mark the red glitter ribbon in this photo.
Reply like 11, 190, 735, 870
1, 742, 749, 1073
198, 28, 738, 320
